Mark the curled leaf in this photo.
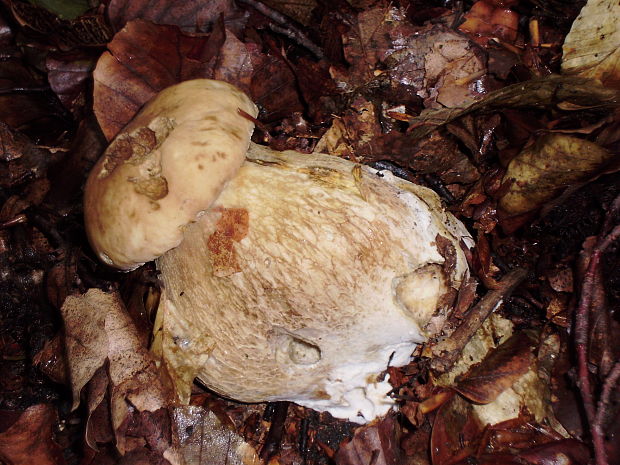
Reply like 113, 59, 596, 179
499, 133, 614, 215
408, 75, 619, 138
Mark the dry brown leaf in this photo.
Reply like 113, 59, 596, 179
0, 404, 65, 465
62, 289, 109, 411
455, 331, 536, 404
172, 406, 261, 465
93, 19, 266, 140
498, 133, 614, 215
61, 289, 176, 459
93, 20, 214, 140
562, 0, 620, 89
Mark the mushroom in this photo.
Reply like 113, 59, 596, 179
84, 79, 472, 423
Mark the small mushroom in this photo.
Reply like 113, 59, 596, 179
84, 80, 472, 423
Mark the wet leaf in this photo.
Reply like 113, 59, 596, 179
562, 0, 620, 89
520, 438, 590, 465
408, 75, 620, 138
498, 133, 614, 215
455, 332, 536, 404
458, 0, 519, 44
367, 130, 480, 185
0, 404, 65, 465
430, 394, 482, 465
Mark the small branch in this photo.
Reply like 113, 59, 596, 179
237, 0, 324, 58
260, 401, 290, 462
430, 268, 528, 374
574, 196, 620, 465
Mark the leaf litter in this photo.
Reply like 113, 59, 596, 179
0, 0, 619, 464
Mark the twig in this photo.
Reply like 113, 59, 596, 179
593, 361, 620, 451
430, 268, 528, 374
260, 401, 290, 462
237, 0, 324, 58
574, 199, 620, 465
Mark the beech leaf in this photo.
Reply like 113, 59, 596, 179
499, 133, 614, 215
455, 331, 536, 404
408, 75, 620, 138
562, 0, 620, 89
0, 404, 65, 465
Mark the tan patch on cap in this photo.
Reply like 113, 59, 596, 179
207, 208, 249, 277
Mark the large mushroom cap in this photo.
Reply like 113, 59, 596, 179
84, 79, 257, 270
154, 143, 471, 423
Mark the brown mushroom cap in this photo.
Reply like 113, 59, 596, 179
84, 79, 257, 270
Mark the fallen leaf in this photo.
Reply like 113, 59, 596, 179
367, 130, 480, 185
498, 133, 614, 215
0, 404, 65, 465
93, 20, 259, 140
335, 414, 401, 465
459, 0, 519, 44
430, 394, 482, 465
562, 0, 620, 89
455, 331, 536, 404
519, 439, 590, 465
408, 75, 619, 139
8, 1, 111, 49
61, 289, 176, 458
172, 406, 261, 465
46, 52, 97, 115
107, 0, 232, 32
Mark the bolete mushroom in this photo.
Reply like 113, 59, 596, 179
84, 79, 472, 423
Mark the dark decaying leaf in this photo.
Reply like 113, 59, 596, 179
430, 394, 483, 465
499, 133, 615, 216
455, 331, 536, 404
0, 123, 61, 189
366, 131, 480, 185
107, 0, 233, 32
408, 75, 620, 138
335, 414, 401, 465
0, 404, 65, 465
9, 1, 112, 49
46, 52, 97, 115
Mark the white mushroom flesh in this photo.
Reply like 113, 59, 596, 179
155, 143, 471, 423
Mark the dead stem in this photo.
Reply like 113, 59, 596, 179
430, 268, 528, 374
